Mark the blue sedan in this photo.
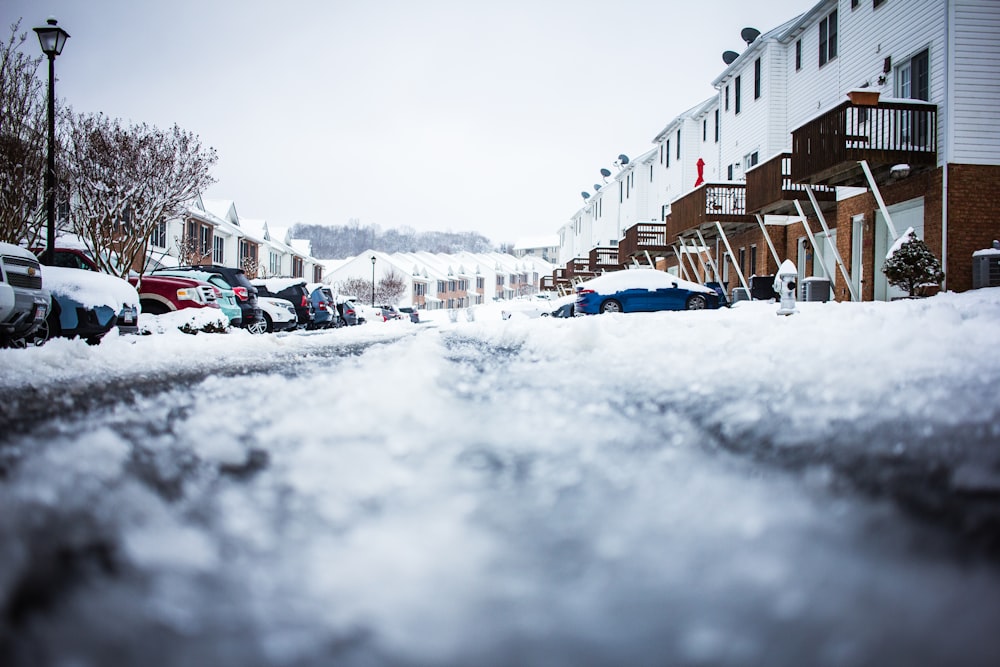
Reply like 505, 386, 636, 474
575, 269, 722, 315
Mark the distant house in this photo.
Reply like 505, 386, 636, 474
512, 236, 559, 263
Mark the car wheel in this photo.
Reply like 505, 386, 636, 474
686, 294, 707, 310
248, 318, 267, 335
600, 299, 622, 314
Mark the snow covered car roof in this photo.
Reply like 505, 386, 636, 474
43, 265, 139, 311
251, 277, 307, 292
576, 268, 713, 294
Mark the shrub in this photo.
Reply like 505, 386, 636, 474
883, 231, 944, 297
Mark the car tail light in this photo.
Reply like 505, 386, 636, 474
300, 295, 308, 308
577, 289, 595, 296
233, 286, 248, 301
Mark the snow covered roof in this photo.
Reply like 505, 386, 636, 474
513, 235, 560, 251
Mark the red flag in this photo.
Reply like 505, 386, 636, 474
694, 158, 705, 187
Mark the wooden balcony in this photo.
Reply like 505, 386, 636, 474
588, 246, 621, 272
565, 257, 597, 281
666, 183, 751, 239
540, 275, 555, 290
746, 153, 836, 215
618, 222, 670, 263
791, 99, 938, 187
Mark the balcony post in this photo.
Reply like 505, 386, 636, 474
695, 229, 722, 282
715, 221, 751, 295
671, 245, 692, 281
806, 186, 859, 302
859, 159, 901, 240
755, 215, 783, 268
792, 199, 835, 282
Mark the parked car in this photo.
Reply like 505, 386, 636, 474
151, 269, 243, 326
39, 266, 140, 344
398, 306, 420, 323
307, 283, 336, 329
35, 247, 217, 323
374, 304, 405, 322
501, 294, 558, 320
257, 296, 299, 333
575, 269, 722, 315
335, 296, 361, 326
543, 294, 577, 318
1, 242, 50, 347
156, 265, 265, 334
252, 278, 314, 329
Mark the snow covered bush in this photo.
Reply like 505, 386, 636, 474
883, 230, 945, 297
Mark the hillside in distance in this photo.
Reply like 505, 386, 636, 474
292, 221, 500, 259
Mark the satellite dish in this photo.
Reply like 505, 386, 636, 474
581, 191, 591, 200
600, 168, 612, 178
618, 154, 630, 165
593, 184, 602, 191
722, 50, 739, 65
741, 27, 761, 45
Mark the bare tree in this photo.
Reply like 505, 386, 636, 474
0, 20, 48, 245
376, 268, 407, 305
174, 232, 210, 267
337, 276, 373, 302
62, 112, 217, 277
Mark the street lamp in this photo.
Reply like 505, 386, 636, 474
33, 18, 70, 266
370, 255, 376, 307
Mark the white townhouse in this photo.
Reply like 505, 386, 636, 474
556, 0, 1000, 302
512, 236, 560, 263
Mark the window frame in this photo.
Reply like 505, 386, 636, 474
754, 58, 761, 99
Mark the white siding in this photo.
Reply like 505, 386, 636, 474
951, 0, 1000, 163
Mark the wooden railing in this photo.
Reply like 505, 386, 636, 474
746, 153, 836, 214
589, 246, 620, 272
618, 222, 668, 260
791, 100, 937, 185
667, 183, 748, 238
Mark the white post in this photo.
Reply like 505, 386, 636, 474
671, 245, 692, 281
792, 199, 833, 280
679, 236, 707, 281
860, 159, 900, 240
695, 228, 722, 282
806, 186, 859, 302
714, 221, 751, 294
755, 214, 782, 268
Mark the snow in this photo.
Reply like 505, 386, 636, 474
252, 276, 307, 291
3, 287, 1000, 664
42, 265, 140, 310
886, 225, 916, 259
578, 267, 714, 294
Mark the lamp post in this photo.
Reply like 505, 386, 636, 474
33, 18, 70, 266
370, 255, 376, 307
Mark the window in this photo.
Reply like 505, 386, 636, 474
676, 129, 681, 159
199, 225, 211, 256
750, 245, 758, 277
150, 220, 167, 248
665, 140, 670, 167
795, 40, 802, 71
714, 109, 720, 142
819, 9, 838, 67
269, 251, 280, 276
744, 151, 759, 170
754, 58, 761, 99
896, 49, 930, 101
852, 0, 859, 8
739, 247, 746, 277
735, 75, 742, 114
212, 235, 224, 264
703, 118, 707, 141
725, 85, 730, 111
727, 164, 734, 180
874, 0, 887, 7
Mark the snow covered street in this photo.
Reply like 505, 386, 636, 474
2, 290, 1000, 666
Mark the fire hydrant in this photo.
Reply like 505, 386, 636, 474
774, 259, 798, 316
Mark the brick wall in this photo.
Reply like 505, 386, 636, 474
945, 164, 1000, 293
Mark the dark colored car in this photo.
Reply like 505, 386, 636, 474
252, 278, 314, 329
156, 265, 264, 334
308, 284, 336, 329
575, 269, 722, 315
335, 298, 360, 326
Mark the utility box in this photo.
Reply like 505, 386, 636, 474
802, 277, 831, 302
731, 287, 750, 304
972, 246, 1000, 289
749, 275, 778, 301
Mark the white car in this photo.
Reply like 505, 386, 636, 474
257, 296, 298, 333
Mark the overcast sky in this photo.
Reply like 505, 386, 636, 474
6, 0, 803, 246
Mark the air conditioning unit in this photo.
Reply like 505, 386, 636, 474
972, 247, 1000, 289
802, 277, 831, 302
